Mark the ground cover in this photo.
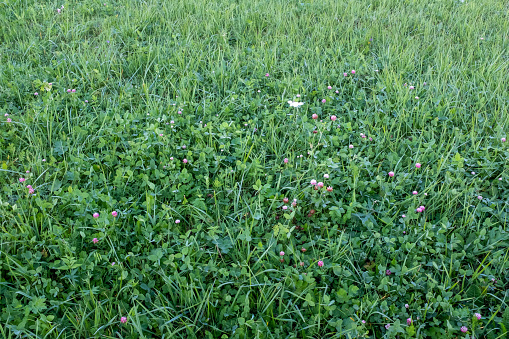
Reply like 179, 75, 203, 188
1, 0, 509, 337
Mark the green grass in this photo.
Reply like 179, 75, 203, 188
1, 0, 509, 337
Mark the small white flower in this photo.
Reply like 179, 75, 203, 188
288, 101, 304, 108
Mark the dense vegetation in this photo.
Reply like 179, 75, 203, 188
1, 0, 508, 337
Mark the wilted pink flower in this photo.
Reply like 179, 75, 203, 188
388, 171, 394, 177
120, 316, 127, 324
474, 313, 481, 320
280, 251, 285, 256
415, 163, 421, 168
312, 114, 318, 119
292, 201, 297, 207
283, 197, 289, 203
183, 159, 188, 164
317, 260, 324, 267
351, 70, 356, 74
330, 115, 337, 121
321, 99, 326, 103
310, 179, 317, 185
407, 318, 412, 325
111, 211, 118, 217
324, 174, 329, 179
19, 178, 25, 183
301, 247, 306, 252
92, 238, 99, 244
412, 191, 418, 195
349, 145, 354, 149
460, 326, 467, 333
93, 213, 99, 218
284, 158, 288, 163
175, 219, 180, 224
326, 186, 333, 192
300, 261, 304, 266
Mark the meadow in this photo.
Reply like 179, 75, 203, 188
1, 0, 509, 337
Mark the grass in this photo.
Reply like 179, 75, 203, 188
1, 0, 509, 337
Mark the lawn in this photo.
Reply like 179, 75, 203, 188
1, 0, 509, 337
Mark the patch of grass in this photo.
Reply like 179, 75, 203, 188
1, 0, 508, 337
